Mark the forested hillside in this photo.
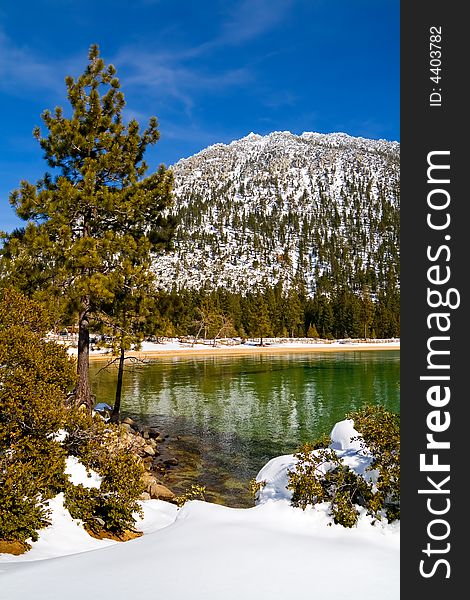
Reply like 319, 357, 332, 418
149, 131, 400, 338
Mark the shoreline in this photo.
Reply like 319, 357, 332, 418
82, 341, 400, 362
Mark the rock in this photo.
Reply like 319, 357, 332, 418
121, 416, 140, 431
142, 471, 155, 485
163, 457, 179, 466
119, 423, 134, 434
149, 483, 175, 501
139, 492, 151, 501
142, 472, 162, 491
143, 444, 156, 456
148, 427, 160, 439
140, 425, 153, 438
142, 457, 153, 469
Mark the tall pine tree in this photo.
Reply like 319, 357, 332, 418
5, 45, 174, 411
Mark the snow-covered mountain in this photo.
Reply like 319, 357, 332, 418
152, 131, 400, 296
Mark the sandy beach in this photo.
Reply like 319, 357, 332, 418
77, 339, 400, 362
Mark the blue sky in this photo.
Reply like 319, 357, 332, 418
0, 0, 399, 232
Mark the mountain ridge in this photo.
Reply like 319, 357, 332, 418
152, 130, 400, 298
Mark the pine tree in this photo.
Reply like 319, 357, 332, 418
4, 45, 174, 412
283, 290, 303, 338
360, 285, 374, 339
307, 323, 319, 338
246, 294, 272, 345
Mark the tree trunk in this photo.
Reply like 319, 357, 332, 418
75, 297, 93, 412
111, 346, 125, 423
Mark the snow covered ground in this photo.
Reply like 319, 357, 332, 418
59, 336, 400, 358
138, 337, 400, 353
0, 420, 399, 599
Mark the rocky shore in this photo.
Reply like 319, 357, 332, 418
118, 416, 179, 503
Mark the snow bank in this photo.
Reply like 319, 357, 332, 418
137, 338, 400, 353
0, 499, 399, 600
63, 337, 400, 357
0, 494, 116, 562
256, 419, 375, 507
0, 420, 399, 599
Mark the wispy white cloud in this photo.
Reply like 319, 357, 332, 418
0, 0, 299, 148
179, 0, 297, 59
1, 0, 294, 108
0, 29, 87, 97
112, 1, 296, 114
0, 30, 60, 93
115, 47, 252, 117
216, 0, 296, 46
108, 2, 299, 142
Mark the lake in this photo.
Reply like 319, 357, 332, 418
90, 350, 399, 507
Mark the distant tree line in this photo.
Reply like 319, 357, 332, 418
143, 282, 400, 342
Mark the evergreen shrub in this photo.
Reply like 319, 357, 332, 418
63, 409, 145, 535
287, 405, 400, 527
0, 289, 145, 545
0, 288, 74, 544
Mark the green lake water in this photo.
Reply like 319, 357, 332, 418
90, 350, 399, 507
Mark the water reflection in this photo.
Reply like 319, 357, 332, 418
90, 351, 399, 506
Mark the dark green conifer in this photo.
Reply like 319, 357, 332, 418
306, 322, 319, 338
5, 45, 174, 411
